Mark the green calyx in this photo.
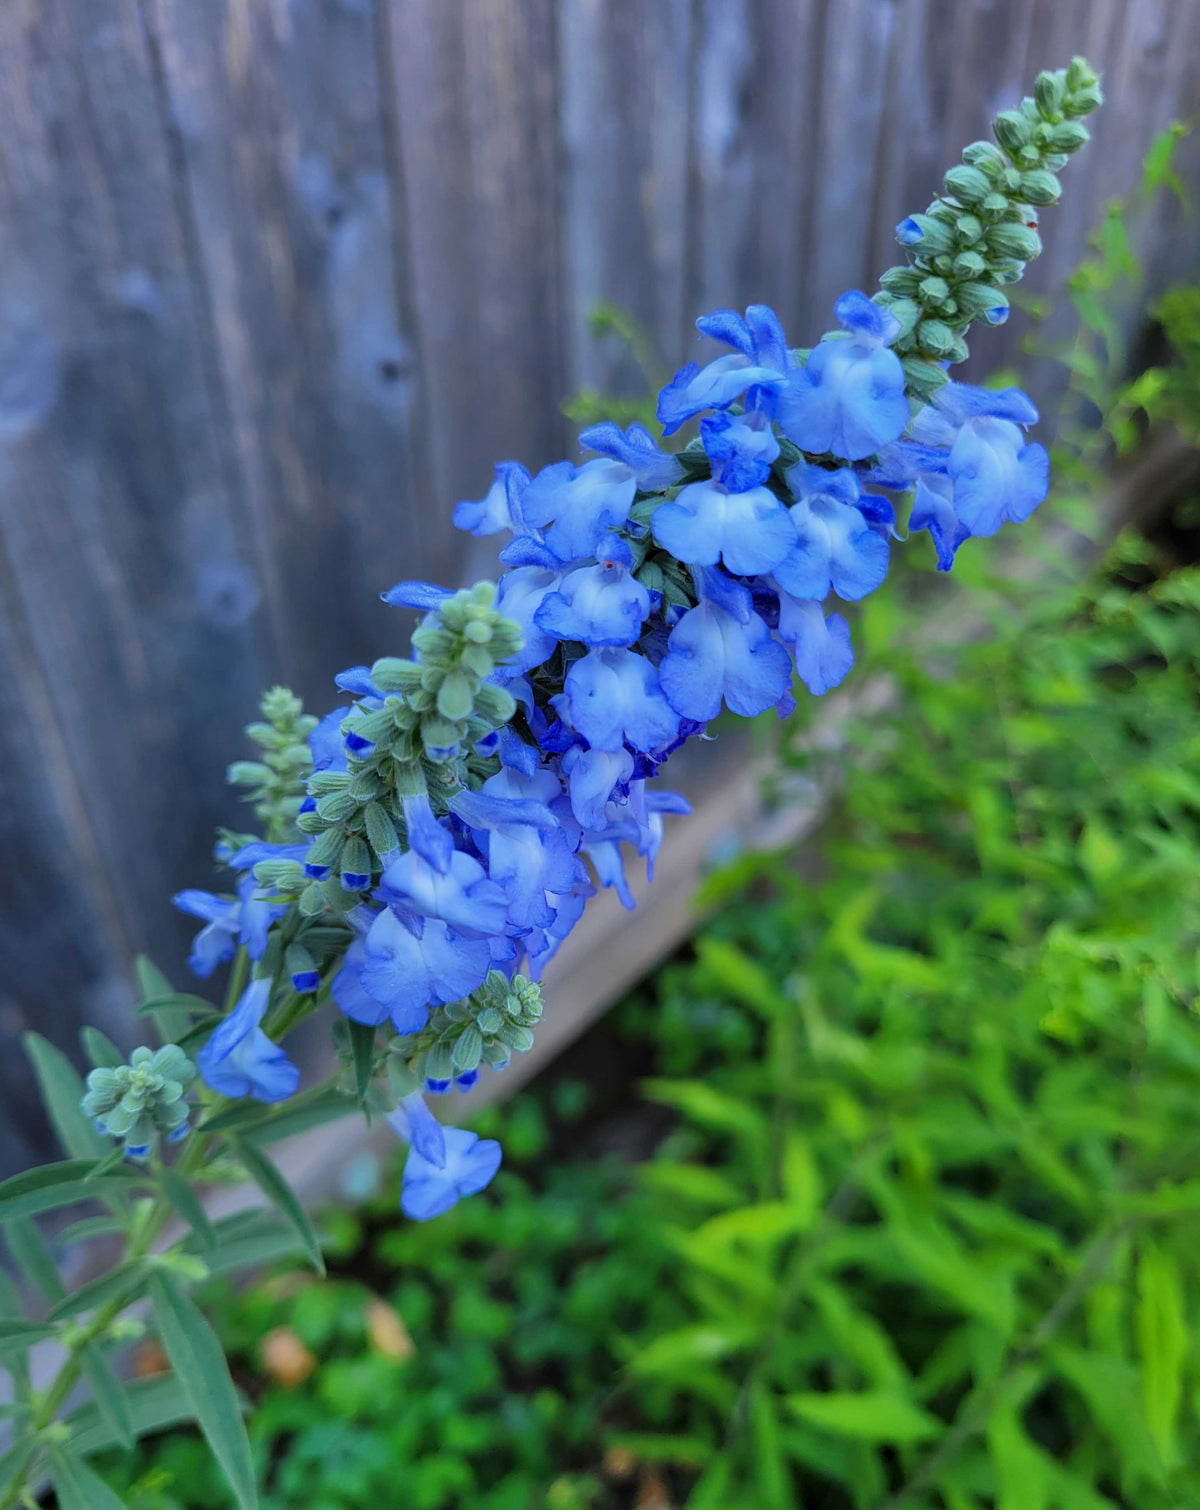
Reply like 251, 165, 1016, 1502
293, 583, 525, 899
877, 56, 1103, 400
81, 1045, 196, 1158
397, 970, 546, 1084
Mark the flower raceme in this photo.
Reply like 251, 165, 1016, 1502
144, 59, 1103, 1220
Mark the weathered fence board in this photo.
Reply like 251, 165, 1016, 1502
0, 0, 1197, 1173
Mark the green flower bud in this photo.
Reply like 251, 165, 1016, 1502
1047, 121, 1089, 153
316, 790, 359, 824
82, 1045, 197, 1158
943, 164, 991, 205
915, 319, 957, 359
451, 1024, 484, 1074
1034, 70, 1065, 119
370, 657, 424, 695
363, 802, 399, 859
1019, 169, 1062, 206
985, 221, 1042, 261
437, 669, 476, 722
993, 110, 1032, 156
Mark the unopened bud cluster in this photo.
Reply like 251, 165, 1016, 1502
82, 1045, 196, 1159
400, 970, 545, 1092
289, 584, 524, 906
878, 56, 1103, 399
227, 687, 317, 841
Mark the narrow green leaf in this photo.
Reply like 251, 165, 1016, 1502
79, 1344, 135, 1451
80, 1027, 124, 1070
160, 1168, 217, 1250
48, 1446, 128, 1510
233, 1139, 324, 1274
148, 1272, 258, 1510
0, 1318, 55, 1353
348, 1019, 376, 1106
6, 1216, 66, 1301
786, 1390, 942, 1444
84, 1147, 128, 1182
63, 1372, 194, 1458
135, 992, 216, 1020
23, 1032, 108, 1160
47, 1258, 150, 1323
695, 936, 790, 1019
135, 956, 194, 1044
178, 1211, 303, 1277
0, 1160, 140, 1223
199, 1081, 353, 1144
750, 1381, 795, 1510
57, 1216, 127, 1246
1137, 1238, 1187, 1469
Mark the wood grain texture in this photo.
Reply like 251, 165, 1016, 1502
0, 0, 1198, 1172
0, 0, 273, 1173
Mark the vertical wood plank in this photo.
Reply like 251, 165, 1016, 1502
144, 0, 437, 675
0, 0, 273, 1168
385, 0, 566, 522
558, 0, 694, 401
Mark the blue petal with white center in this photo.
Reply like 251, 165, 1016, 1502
563, 647, 681, 754
521, 458, 637, 562
495, 565, 563, 674
773, 589, 854, 696
773, 463, 890, 602
394, 1116, 503, 1221
452, 460, 531, 538
652, 478, 795, 577
534, 534, 650, 647
778, 290, 909, 461
578, 421, 683, 492
656, 353, 785, 436
197, 979, 299, 1103
658, 569, 793, 722
359, 908, 491, 1035
380, 846, 509, 940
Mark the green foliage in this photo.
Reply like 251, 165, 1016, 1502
89, 516, 1200, 1507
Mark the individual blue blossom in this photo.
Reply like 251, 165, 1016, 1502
700, 411, 781, 490
309, 708, 351, 774
773, 589, 854, 696
520, 457, 637, 561
358, 908, 492, 1036
495, 565, 563, 674
388, 1095, 502, 1221
657, 355, 785, 436
173, 875, 286, 978
452, 460, 531, 537
456, 769, 581, 930
578, 421, 683, 492
695, 304, 794, 418
560, 744, 635, 829
873, 382, 1050, 568
658, 567, 793, 722
652, 478, 795, 577
778, 291, 909, 461
773, 463, 890, 602
562, 647, 681, 754
197, 978, 300, 1103
380, 580, 455, 612
380, 803, 508, 939
533, 534, 650, 647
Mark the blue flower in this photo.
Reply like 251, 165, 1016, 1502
495, 566, 564, 674
452, 460, 531, 537
521, 458, 637, 561
173, 876, 285, 978
457, 769, 582, 930
773, 589, 854, 696
309, 709, 350, 774
657, 353, 785, 436
696, 304, 793, 417
578, 421, 683, 492
658, 568, 793, 722
563, 647, 681, 753
773, 464, 890, 602
652, 478, 795, 577
358, 908, 492, 1035
561, 744, 635, 829
700, 411, 780, 490
778, 291, 909, 461
533, 534, 650, 647
878, 383, 1049, 568
197, 979, 299, 1103
381, 580, 455, 612
380, 833, 509, 940
388, 1097, 502, 1221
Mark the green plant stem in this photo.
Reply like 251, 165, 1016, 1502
222, 947, 249, 1015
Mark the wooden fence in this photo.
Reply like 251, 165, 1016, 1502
0, 0, 1197, 1173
